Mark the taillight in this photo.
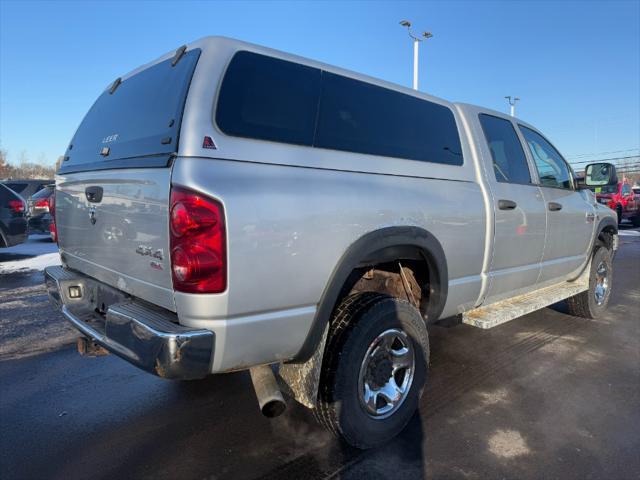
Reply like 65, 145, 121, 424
35, 199, 49, 208
169, 187, 226, 293
49, 222, 57, 243
48, 192, 55, 219
8, 200, 25, 213
49, 191, 57, 244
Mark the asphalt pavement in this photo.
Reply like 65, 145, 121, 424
1, 226, 639, 480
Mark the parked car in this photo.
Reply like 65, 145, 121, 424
45, 37, 619, 449
593, 180, 640, 226
27, 185, 55, 237
0, 184, 28, 248
1, 179, 51, 203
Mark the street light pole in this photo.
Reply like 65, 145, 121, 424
400, 20, 433, 91
505, 96, 520, 117
413, 38, 419, 90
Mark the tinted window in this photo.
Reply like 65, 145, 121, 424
31, 186, 54, 200
622, 184, 631, 195
520, 126, 572, 189
478, 114, 531, 184
3, 183, 28, 194
61, 49, 201, 174
216, 51, 321, 146
315, 72, 463, 164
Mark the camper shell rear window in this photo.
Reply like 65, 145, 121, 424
59, 48, 201, 174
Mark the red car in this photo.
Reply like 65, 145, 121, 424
595, 180, 640, 226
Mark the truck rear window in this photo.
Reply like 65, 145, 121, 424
59, 48, 201, 174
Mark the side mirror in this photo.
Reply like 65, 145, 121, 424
583, 162, 618, 187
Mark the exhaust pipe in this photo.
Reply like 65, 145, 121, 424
249, 365, 286, 418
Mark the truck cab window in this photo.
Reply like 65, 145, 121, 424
478, 114, 531, 184
519, 126, 572, 189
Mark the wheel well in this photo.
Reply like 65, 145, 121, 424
291, 226, 448, 363
338, 258, 431, 320
598, 226, 616, 250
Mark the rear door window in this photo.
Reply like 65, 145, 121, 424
478, 114, 532, 184
4, 183, 28, 193
3, 183, 28, 194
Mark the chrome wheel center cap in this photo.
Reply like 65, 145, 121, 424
358, 328, 415, 419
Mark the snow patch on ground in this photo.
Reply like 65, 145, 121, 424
0, 235, 61, 274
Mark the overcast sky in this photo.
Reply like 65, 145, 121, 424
1, 0, 638, 167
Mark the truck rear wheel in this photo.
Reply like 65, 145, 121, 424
566, 245, 613, 319
315, 292, 429, 449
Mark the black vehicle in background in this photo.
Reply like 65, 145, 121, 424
27, 185, 54, 236
0, 184, 28, 248
1, 179, 51, 203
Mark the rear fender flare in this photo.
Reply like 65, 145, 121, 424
293, 226, 448, 363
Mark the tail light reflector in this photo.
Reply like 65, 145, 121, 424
49, 191, 58, 244
48, 191, 55, 220
49, 222, 57, 243
169, 187, 226, 293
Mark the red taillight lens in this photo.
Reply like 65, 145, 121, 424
8, 200, 25, 213
49, 221, 57, 243
35, 199, 49, 208
49, 192, 55, 220
169, 187, 226, 293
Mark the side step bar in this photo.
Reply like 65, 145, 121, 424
463, 270, 589, 329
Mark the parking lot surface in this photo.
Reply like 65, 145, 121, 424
1, 227, 639, 479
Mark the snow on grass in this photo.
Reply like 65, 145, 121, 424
0, 235, 61, 274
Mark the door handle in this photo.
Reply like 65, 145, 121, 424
498, 199, 517, 210
548, 202, 563, 211
85, 186, 103, 203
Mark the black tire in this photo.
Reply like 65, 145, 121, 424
631, 216, 640, 228
566, 245, 613, 319
315, 292, 429, 449
616, 205, 623, 225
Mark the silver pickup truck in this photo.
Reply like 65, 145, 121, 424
45, 37, 619, 449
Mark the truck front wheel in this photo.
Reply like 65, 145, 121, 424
315, 292, 429, 449
566, 245, 613, 319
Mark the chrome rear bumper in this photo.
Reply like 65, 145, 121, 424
44, 265, 214, 379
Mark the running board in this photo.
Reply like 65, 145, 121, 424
463, 272, 589, 329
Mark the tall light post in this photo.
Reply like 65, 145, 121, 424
400, 20, 433, 90
505, 96, 520, 117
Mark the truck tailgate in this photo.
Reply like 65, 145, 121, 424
56, 168, 175, 311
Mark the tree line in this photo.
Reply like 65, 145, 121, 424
0, 150, 61, 180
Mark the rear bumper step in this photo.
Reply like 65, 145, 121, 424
44, 265, 214, 379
